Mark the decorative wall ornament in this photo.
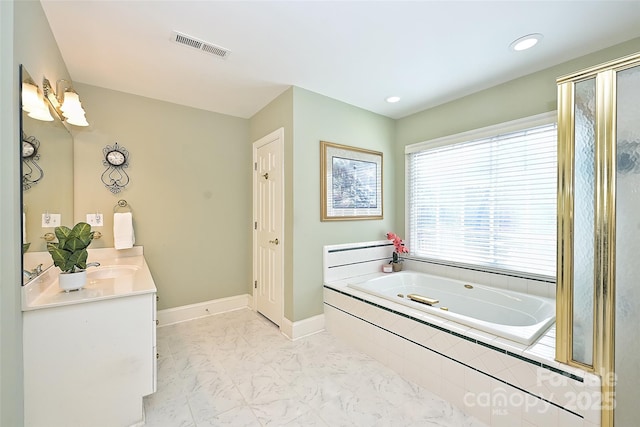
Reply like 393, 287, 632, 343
101, 142, 130, 193
22, 132, 43, 190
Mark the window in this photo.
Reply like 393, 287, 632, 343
406, 113, 557, 280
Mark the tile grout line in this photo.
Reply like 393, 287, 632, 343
324, 285, 583, 383
324, 301, 584, 420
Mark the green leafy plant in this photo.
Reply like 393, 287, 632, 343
46, 222, 94, 273
22, 242, 31, 254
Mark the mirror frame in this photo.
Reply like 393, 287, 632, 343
19, 64, 25, 284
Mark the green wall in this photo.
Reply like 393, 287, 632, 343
0, 1, 21, 425
291, 87, 396, 321
72, 83, 250, 310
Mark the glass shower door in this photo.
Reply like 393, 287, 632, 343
614, 63, 640, 427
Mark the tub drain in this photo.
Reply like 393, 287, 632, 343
397, 293, 404, 298
464, 284, 473, 289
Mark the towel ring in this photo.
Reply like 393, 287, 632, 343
113, 199, 132, 213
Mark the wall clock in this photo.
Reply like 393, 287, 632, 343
106, 149, 126, 166
101, 142, 130, 194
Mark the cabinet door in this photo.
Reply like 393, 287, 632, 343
24, 294, 155, 427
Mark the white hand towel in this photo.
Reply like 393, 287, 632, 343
113, 212, 135, 250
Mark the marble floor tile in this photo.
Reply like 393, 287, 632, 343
144, 308, 487, 427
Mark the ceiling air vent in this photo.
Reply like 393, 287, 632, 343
171, 31, 231, 59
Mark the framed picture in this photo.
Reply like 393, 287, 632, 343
320, 141, 383, 221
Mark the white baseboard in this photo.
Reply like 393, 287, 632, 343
157, 294, 252, 326
280, 314, 325, 340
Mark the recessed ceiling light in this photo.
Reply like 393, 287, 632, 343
509, 33, 543, 52
386, 96, 401, 103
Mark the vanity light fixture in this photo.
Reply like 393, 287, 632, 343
21, 82, 40, 113
21, 81, 54, 122
386, 96, 401, 103
509, 33, 543, 52
42, 78, 89, 127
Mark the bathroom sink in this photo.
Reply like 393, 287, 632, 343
86, 265, 140, 280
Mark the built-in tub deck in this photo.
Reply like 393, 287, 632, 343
323, 240, 601, 427
325, 273, 560, 373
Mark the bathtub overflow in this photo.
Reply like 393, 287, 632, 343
440, 307, 449, 311
464, 284, 474, 289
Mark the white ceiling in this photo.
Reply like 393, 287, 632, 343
41, 1, 640, 120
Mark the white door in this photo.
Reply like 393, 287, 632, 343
253, 128, 284, 326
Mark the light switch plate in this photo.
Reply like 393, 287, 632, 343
42, 213, 61, 228
86, 213, 104, 227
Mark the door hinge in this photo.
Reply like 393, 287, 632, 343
254, 280, 257, 289
254, 221, 257, 230
254, 162, 257, 171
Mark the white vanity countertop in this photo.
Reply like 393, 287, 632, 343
22, 246, 157, 311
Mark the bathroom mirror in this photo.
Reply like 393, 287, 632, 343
21, 65, 74, 284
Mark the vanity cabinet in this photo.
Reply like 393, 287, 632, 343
23, 292, 156, 427
22, 248, 157, 427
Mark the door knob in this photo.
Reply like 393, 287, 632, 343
262, 172, 269, 180
269, 238, 279, 245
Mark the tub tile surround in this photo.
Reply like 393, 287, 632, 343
323, 241, 601, 427
405, 258, 557, 300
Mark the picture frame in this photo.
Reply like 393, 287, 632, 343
320, 141, 383, 221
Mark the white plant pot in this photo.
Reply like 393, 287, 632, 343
58, 270, 87, 292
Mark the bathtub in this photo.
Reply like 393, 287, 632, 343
348, 271, 555, 345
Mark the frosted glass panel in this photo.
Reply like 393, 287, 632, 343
615, 64, 640, 427
572, 78, 596, 365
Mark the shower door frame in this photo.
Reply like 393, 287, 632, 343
556, 51, 640, 427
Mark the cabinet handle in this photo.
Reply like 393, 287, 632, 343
156, 353, 159, 359
155, 319, 159, 326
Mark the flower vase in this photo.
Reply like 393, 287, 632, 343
392, 262, 403, 272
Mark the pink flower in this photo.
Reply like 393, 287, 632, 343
386, 232, 408, 253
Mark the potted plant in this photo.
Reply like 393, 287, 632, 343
386, 232, 409, 272
47, 222, 95, 291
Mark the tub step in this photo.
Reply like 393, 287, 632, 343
407, 294, 439, 306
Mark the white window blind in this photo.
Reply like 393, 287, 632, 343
407, 121, 557, 280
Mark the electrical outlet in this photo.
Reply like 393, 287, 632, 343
42, 213, 61, 228
86, 213, 104, 227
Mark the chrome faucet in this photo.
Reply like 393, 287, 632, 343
85, 262, 101, 269
23, 263, 43, 280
